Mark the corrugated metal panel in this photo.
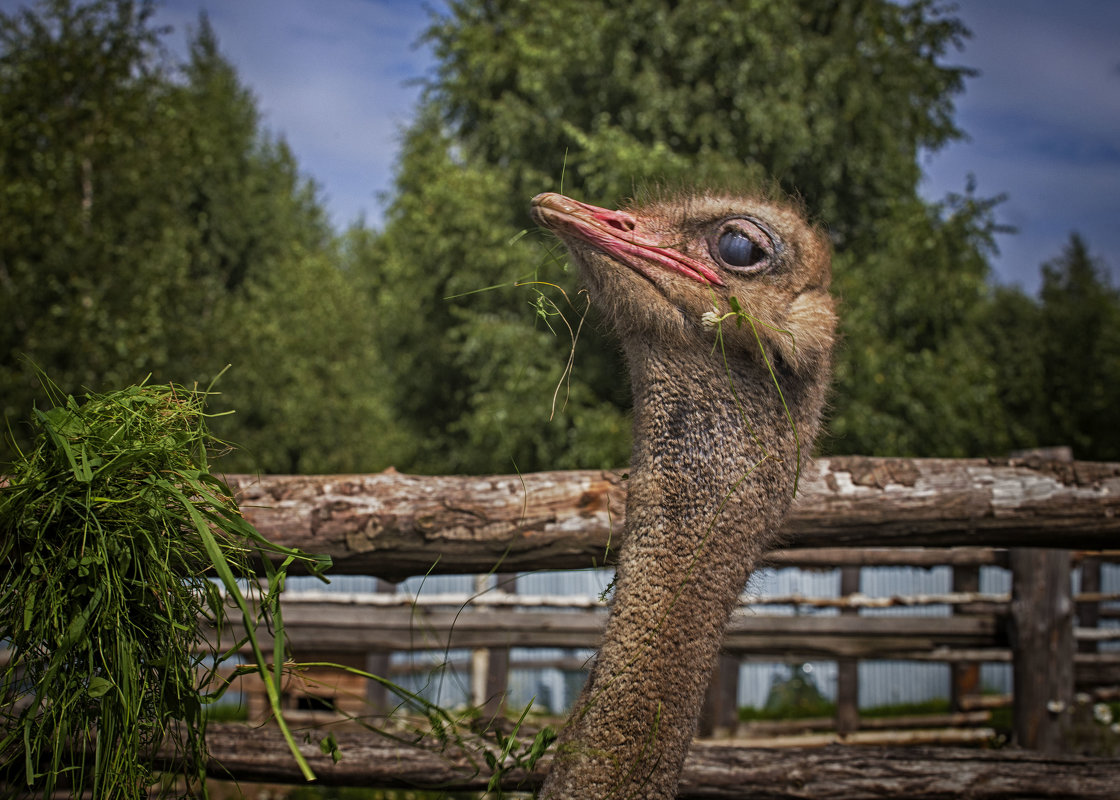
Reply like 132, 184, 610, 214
281, 557, 1119, 711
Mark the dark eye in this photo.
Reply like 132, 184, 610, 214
717, 230, 764, 269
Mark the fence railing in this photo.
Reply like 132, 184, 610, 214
226, 456, 1120, 578
222, 550, 1119, 741
209, 455, 1120, 797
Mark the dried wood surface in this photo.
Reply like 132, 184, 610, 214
263, 587, 1023, 610
227, 456, 1120, 578
735, 710, 993, 736
724, 727, 998, 748
213, 603, 1001, 657
191, 724, 1120, 799
212, 597, 1120, 671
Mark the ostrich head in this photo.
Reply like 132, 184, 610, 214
530, 191, 834, 378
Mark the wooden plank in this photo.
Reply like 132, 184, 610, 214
698, 653, 739, 736
737, 710, 992, 737
1076, 653, 1120, 690
212, 605, 1001, 657
726, 727, 998, 748
226, 457, 1120, 578
763, 546, 1008, 568
274, 587, 1015, 610
766, 548, 1117, 568
479, 573, 513, 718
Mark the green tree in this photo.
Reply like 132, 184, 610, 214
212, 242, 411, 474
425, 0, 972, 240
1035, 234, 1120, 460
1, 1, 403, 473
976, 284, 1045, 452
352, 111, 629, 474
367, 0, 1006, 472
0, 0, 186, 430
828, 187, 1009, 456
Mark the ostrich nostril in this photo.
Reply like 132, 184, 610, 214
593, 209, 637, 233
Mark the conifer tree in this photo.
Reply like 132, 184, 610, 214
367, 0, 1010, 468
1, 1, 402, 472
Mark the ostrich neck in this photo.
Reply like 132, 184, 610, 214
541, 342, 813, 800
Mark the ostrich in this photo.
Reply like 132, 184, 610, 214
529, 189, 836, 799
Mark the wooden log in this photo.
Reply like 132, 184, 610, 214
835, 566, 861, 735
725, 727, 999, 748
1010, 548, 1075, 753
183, 724, 1120, 799
737, 710, 992, 737
212, 605, 1002, 662
226, 457, 1120, 578
763, 546, 1009, 569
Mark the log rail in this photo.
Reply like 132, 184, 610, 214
190, 725, 1120, 800
227, 456, 1120, 579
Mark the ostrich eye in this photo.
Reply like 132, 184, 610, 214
717, 230, 764, 269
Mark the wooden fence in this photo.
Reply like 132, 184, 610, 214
209, 455, 1120, 797
224, 551, 1119, 744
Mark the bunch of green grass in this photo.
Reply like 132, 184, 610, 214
0, 374, 330, 798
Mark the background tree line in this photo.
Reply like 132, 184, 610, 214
2, 0, 1117, 475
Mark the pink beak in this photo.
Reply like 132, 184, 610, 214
531, 192, 724, 287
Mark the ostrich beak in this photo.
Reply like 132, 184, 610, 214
531, 192, 725, 287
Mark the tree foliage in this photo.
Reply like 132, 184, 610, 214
0, 0, 405, 473
978, 234, 1120, 461
1035, 235, 1120, 460
366, 0, 1031, 469
3, 0, 1116, 476
351, 111, 630, 473
425, 0, 972, 240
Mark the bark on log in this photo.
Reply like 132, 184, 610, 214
227, 457, 1120, 579
189, 724, 1120, 799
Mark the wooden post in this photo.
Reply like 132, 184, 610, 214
1010, 548, 1075, 753
480, 573, 514, 719
835, 566, 860, 735
1077, 556, 1102, 655
699, 653, 740, 736
365, 579, 394, 714
951, 564, 982, 712
470, 575, 492, 711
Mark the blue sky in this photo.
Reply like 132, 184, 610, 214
6, 1, 1119, 292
